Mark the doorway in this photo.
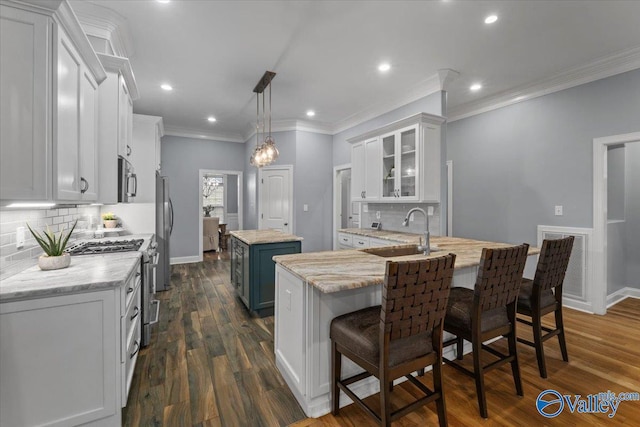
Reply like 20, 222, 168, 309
593, 132, 640, 314
198, 169, 243, 260
333, 164, 360, 249
258, 165, 293, 233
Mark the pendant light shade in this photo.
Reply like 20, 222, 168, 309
250, 71, 277, 168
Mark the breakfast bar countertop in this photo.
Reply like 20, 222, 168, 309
273, 236, 540, 294
230, 229, 303, 245
0, 252, 142, 303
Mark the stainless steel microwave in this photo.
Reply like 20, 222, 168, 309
118, 157, 137, 203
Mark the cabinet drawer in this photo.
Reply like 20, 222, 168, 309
337, 233, 353, 246
122, 316, 141, 406
353, 236, 370, 248
123, 283, 141, 353
121, 262, 141, 316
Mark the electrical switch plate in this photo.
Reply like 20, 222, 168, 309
303, 204, 308, 212
362, 204, 369, 213
16, 226, 26, 249
555, 205, 563, 216
427, 206, 434, 216
376, 211, 381, 219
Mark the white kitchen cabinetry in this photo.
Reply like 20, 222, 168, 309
349, 113, 444, 203
131, 114, 164, 203
96, 54, 139, 204
0, 0, 106, 204
0, 259, 141, 427
350, 137, 381, 202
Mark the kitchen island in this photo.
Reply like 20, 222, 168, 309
230, 229, 302, 317
272, 236, 540, 417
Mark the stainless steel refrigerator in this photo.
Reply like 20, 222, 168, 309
155, 172, 173, 291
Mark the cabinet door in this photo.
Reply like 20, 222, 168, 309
0, 5, 50, 201
398, 125, 418, 199
79, 68, 98, 200
55, 29, 83, 201
241, 243, 250, 306
118, 75, 132, 158
363, 137, 381, 200
350, 142, 365, 201
381, 132, 396, 199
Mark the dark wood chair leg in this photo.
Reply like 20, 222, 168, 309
331, 340, 341, 415
532, 311, 547, 378
380, 375, 391, 427
508, 327, 524, 396
417, 368, 425, 377
389, 381, 394, 392
433, 358, 447, 427
456, 336, 464, 360
555, 307, 569, 362
472, 336, 488, 418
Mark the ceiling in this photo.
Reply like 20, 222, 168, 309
77, 0, 640, 141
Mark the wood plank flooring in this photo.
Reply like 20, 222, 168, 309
124, 251, 640, 426
122, 251, 306, 427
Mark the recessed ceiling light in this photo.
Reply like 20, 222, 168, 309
378, 63, 391, 72
514, 96, 525, 101
157, 0, 170, 3
160, 84, 173, 91
207, 116, 216, 122
484, 15, 498, 24
470, 83, 482, 91
306, 110, 315, 117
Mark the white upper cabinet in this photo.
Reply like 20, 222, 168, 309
349, 113, 444, 203
95, 54, 139, 204
351, 137, 381, 202
0, 0, 106, 204
131, 114, 164, 203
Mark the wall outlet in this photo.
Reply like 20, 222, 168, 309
362, 204, 368, 213
427, 206, 434, 216
16, 226, 26, 249
555, 205, 563, 216
376, 211, 381, 219
303, 204, 308, 212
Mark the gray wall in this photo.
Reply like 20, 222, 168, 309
332, 92, 444, 166
294, 131, 333, 252
607, 145, 625, 221
226, 174, 238, 214
162, 135, 245, 259
625, 141, 640, 289
447, 68, 640, 246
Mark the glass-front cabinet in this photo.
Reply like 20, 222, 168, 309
381, 125, 418, 200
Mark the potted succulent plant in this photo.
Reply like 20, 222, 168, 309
27, 220, 77, 271
102, 212, 118, 228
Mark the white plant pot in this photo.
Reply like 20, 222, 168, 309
38, 253, 71, 271
103, 220, 118, 228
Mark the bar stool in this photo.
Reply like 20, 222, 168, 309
443, 244, 529, 419
517, 236, 574, 378
330, 254, 456, 427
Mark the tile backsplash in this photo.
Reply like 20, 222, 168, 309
0, 206, 100, 279
362, 203, 441, 236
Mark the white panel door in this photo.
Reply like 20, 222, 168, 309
260, 167, 292, 233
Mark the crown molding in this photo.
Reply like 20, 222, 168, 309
347, 112, 445, 143
448, 46, 640, 122
96, 54, 139, 100
164, 125, 244, 143
70, 1, 134, 59
331, 72, 444, 135
241, 119, 334, 142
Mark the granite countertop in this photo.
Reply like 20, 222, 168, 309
274, 236, 540, 294
0, 251, 142, 303
230, 229, 303, 245
339, 228, 422, 244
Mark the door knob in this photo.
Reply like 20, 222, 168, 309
284, 223, 289, 226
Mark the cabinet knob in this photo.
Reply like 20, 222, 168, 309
284, 222, 288, 226
80, 177, 89, 194
127, 145, 132, 156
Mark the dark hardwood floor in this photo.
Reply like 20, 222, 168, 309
123, 250, 306, 427
124, 251, 640, 426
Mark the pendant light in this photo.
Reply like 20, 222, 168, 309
250, 71, 277, 168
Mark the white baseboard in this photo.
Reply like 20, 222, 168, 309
561, 297, 595, 314
170, 255, 201, 265
606, 287, 640, 308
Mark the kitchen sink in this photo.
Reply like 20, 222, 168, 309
363, 245, 440, 258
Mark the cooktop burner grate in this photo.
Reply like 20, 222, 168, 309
66, 239, 144, 255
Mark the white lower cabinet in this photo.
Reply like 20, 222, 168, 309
0, 260, 141, 427
337, 232, 402, 249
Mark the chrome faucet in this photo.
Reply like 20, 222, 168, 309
402, 207, 430, 255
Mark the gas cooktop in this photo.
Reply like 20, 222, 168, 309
66, 239, 144, 255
